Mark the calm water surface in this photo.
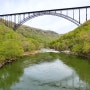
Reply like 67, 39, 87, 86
0, 49, 90, 90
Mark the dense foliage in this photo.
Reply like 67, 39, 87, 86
17, 25, 59, 46
49, 20, 90, 58
0, 21, 59, 61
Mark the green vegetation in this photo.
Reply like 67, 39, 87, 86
0, 21, 59, 61
17, 25, 59, 47
49, 20, 90, 58
0, 22, 23, 61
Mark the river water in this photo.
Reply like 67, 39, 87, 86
0, 49, 90, 90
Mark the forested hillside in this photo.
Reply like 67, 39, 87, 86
17, 25, 59, 46
0, 21, 59, 61
49, 20, 90, 58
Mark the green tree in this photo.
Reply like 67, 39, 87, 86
0, 40, 24, 59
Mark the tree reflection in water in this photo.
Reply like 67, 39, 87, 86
0, 52, 90, 90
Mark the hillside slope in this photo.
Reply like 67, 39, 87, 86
0, 22, 43, 61
17, 25, 59, 46
49, 20, 90, 58
0, 20, 59, 61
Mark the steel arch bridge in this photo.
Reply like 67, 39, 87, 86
0, 6, 90, 30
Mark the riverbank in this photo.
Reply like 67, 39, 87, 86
0, 50, 41, 68
0, 49, 89, 68
23, 50, 42, 56
0, 58, 16, 68
0, 49, 59, 68
60, 50, 90, 59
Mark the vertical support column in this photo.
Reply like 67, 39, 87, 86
66, 10, 68, 16
3, 16, 5, 23
18, 15, 19, 23
2, 16, 4, 23
3, 16, 4, 23
60, 10, 62, 14
86, 8, 87, 21
9, 16, 11, 28
20, 15, 21, 24
54, 10, 56, 14
5, 16, 6, 25
9, 16, 12, 28
28, 13, 30, 17
0, 16, 1, 22
18, 14, 21, 24
14, 15, 16, 30
73, 9, 74, 19
48, 11, 50, 14
11, 15, 12, 28
2, 16, 4, 22
5, 16, 8, 26
79, 9, 80, 24
3, 16, 5, 24
14, 15, 16, 24
8, 16, 10, 27
23, 14, 25, 20
0, 16, 2, 22
7, 16, 9, 27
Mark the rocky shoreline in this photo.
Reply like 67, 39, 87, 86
0, 58, 16, 68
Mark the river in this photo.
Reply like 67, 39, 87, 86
0, 49, 90, 90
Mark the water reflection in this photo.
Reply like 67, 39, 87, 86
10, 59, 89, 90
24, 59, 88, 90
24, 60, 73, 82
0, 52, 90, 90
0, 62, 23, 90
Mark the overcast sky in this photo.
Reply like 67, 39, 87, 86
0, 0, 90, 34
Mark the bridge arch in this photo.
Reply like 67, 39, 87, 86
14, 12, 80, 30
